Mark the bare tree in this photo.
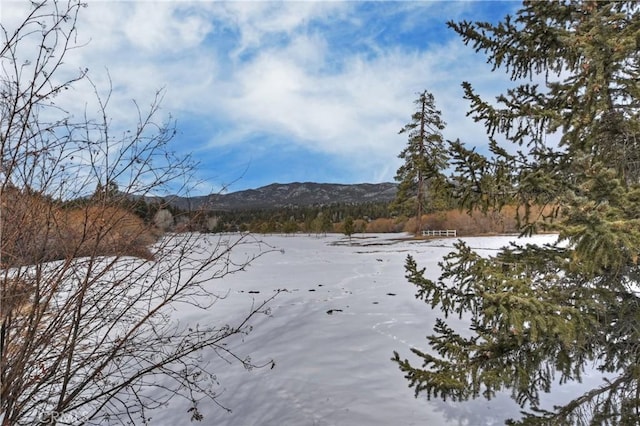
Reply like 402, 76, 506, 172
0, 1, 277, 424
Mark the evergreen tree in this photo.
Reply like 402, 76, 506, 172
393, 1, 640, 424
92, 180, 119, 203
320, 212, 333, 235
282, 217, 299, 235
393, 91, 448, 236
343, 216, 355, 243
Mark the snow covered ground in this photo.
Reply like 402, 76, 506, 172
147, 232, 606, 426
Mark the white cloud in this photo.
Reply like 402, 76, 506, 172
216, 36, 507, 178
217, 2, 348, 58
123, 5, 213, 52
2, 1, 517, 190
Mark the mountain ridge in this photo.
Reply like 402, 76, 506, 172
161, 182, 397, 211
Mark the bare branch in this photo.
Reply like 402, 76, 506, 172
1, 2, 277, 425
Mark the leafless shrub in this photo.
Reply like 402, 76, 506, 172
0, 2, 277, 424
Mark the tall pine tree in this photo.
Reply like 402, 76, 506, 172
393, 1, 640, 424
393, 91, 448, 235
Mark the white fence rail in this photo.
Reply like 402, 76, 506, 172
422, 229, 457, 237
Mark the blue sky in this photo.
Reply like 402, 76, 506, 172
3, 1, 521, 195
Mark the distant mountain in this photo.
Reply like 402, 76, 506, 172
160, 182, 397, 211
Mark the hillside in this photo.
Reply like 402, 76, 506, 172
162, 182, 397, 211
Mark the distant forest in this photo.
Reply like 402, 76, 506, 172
151, 200, 392, 234
131, 196, 529, 237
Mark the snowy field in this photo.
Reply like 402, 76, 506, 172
148, 232, 606, 426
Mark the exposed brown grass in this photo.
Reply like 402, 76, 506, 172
402, 205, 557, 236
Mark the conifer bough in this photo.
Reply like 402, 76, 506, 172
393, 1, 640, 424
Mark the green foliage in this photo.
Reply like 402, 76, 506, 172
343, 216, 355, 239
207, 201, 391, 234
395, 1, 640, 424
282, 217, 299, 234
91, 180, 119, 203
393, 91, 449, 234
